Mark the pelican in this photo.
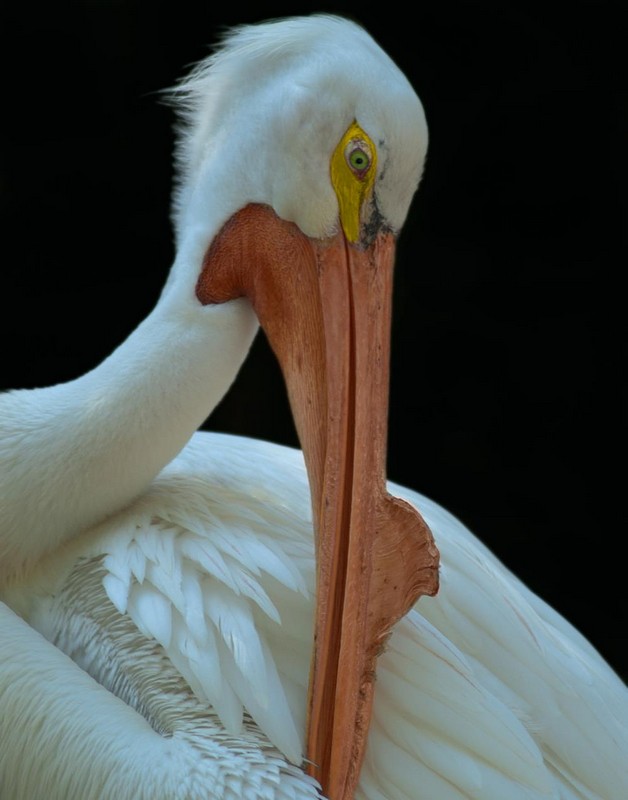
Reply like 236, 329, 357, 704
1, 13, 626, 800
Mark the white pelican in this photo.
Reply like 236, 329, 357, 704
1, 13, 626, 800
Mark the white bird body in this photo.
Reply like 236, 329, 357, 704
2, 431, 626, 799
1, 13, 626, 800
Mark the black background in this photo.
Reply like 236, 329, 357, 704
1, 3, 626, 679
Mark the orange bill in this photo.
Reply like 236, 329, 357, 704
197, 203, 440, 800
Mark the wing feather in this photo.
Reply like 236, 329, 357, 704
16, 432, 624, 799
126, 582, 172, 649
394, 485, 628, 798
368, 615, 557, 799
93, 441, 314, 764
203, 583, 269, 707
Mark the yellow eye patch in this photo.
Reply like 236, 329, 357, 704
330, 121, 377, 243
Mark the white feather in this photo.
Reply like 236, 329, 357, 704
7, 431, 626, 798
127, 582, 172, 649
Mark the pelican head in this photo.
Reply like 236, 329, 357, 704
161, 15, 427, 297
166, 15, 438, 799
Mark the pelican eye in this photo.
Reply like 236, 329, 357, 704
331, 121, 378, 242
345, 140, 372, 179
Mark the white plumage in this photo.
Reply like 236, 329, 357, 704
3, 432, 626, 798
1, 13, 626, 800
